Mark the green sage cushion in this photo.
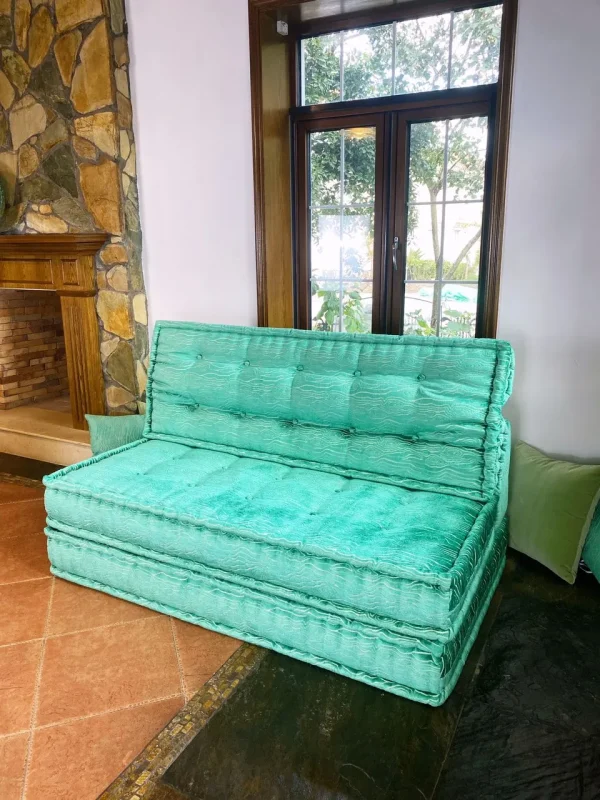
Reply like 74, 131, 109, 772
85, 414, 146, 456
508, 441, 600, 584
582, 504, 600, 583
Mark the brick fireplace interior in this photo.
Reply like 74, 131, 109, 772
0, 290, 69, 412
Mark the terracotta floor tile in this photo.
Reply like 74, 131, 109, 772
0, 578, 52, 646
48, 578, 160, 637
0, 640, 42, 735
0, 533, 50, 585
37, 616, 181, 726
27, 696, 183, 800
0, 499, 47, 541
0, 481, 44, 505
0, 732, 29, 800
173, 619, 240, 697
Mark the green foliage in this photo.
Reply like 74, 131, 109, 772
312, 284, 369, 334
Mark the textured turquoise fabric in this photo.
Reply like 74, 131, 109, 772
45, 439, 498, 635
145, 324, 514, 502
85, 414, 146, 455
44, 323, 514, 705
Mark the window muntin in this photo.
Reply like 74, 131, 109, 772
301, 4, 503, 106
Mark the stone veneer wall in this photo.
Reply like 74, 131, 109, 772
0, 0, 148, 415
0, 289, 68, 408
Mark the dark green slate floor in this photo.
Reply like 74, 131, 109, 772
154, 554, 600, 800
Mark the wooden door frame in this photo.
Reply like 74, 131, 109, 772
249, 0, 519, 336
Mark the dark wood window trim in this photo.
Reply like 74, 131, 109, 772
249, 0, 518, 336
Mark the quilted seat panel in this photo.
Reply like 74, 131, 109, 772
145, 324, 514, 501
45, 439, 495, 634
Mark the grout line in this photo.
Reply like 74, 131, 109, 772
0, 576, 51, 589
0, 728, 30, 741
43, 613, 164, 642
169, 617, 188, 702
0, 497, 45, 509
0, 637, 45, 651
32, 692, 184, 733
20, 575, 55, 800
0, 613, 165, 652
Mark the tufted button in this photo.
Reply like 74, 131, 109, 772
296, 364, 304, 371
243, 360, 250, 367
353, 370, 361, 377
188, 403, 199, 411
292, 419, 299, 426
196, 353, 203, 360
417, 373, 426, 381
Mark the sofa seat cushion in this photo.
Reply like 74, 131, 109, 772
44, 439, 496, 637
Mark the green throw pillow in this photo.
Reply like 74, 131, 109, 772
508, 441, 600, 584
85, 414, 146, 456
582, 503, 600, 583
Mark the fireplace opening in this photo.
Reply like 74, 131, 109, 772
0, 290, 70, 413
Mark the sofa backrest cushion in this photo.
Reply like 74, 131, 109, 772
145, 323, 514, 502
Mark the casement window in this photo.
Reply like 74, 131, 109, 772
249, 1, 517, 338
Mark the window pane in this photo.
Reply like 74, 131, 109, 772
442, 202, 484, 281
446, 117, 488, 201
301, 4, 502, 105
342, 25, 393, 101
403, 116, 488, 336
343, 127, 376, 205
408, 120, 446, 203
302, 33, 341, 105
439, 283, 479, 338
406, 204, 441, 280
450, 5, 503, 89
310, 130, 341, 207
308, 128, 376, 333
394, 14, 451, 95
404, 284, 435, 336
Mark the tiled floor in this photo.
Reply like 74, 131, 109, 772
0, 475, 241, 800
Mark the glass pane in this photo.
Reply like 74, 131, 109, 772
310, 210, 340, 283
302, 33, 341, 105
440, 283, 479, 338
442, 202, 484, 281
408, 120, 446, 204
343, 127, 376, 205
446, 117, 488, 201
404, 284, 435, 336
395, 14, 451, 95
450, 5, 503, 89
406, 204, 441, 280
342, 25, 393, 101
403, 116, 488, 336
308, 127, 376, 333
310, 130, 341, 207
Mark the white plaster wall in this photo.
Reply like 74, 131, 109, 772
497, 0, 600, 459
128, 0, 600, 460
126, 0, 257, 330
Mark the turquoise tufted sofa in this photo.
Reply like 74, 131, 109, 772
44, 322, 514, 706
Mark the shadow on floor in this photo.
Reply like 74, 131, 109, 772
0, 453, 60, 482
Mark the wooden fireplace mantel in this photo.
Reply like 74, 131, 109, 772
0, 234, 109, 429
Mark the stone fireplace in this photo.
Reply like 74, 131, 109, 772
0, 0, 149, 420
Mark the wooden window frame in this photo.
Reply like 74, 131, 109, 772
249, 0, 518, 337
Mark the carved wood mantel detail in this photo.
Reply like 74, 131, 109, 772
0, 234, 108, 430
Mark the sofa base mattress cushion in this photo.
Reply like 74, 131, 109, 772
45, 521, 506, 706
44, 439, 497, 636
